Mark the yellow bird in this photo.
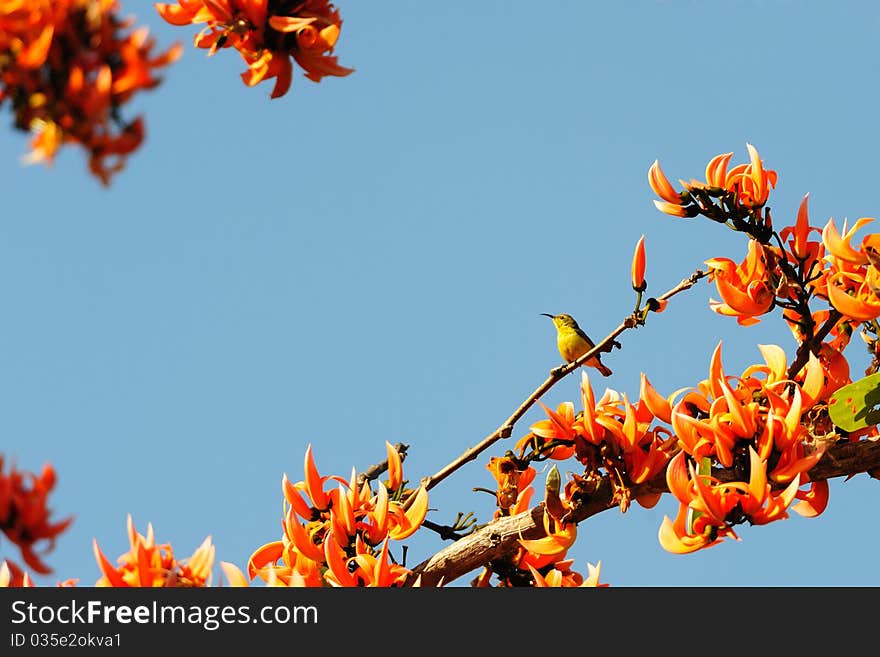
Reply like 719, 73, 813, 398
541, 313, 612, 377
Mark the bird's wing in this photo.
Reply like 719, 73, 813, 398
574, 327, 596, 347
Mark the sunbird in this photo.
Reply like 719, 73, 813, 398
541, 313, 612, 377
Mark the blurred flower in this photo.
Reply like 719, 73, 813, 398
0, 559, 77, 587
0, 458, 72, 575
0, 560, 32, 587
0, 0, 180, 184
155, 0, 353, 98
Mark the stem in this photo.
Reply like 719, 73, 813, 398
633, 289, 644, 317
786, 309, 843, 380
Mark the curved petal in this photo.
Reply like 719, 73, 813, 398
220, 561, 250, 587
640, 373, 672, 424
247, 541, 285, 580
826, 273, 880, 321
303, 444, 328, 509
385, 441, 403, 491
648, 160, 681, 204
822, 217, 873, 264
791, 480, 829, 518
388, 485, 428, 540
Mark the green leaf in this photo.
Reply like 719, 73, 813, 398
828, 372, 880, 432
685, 456, 712, 535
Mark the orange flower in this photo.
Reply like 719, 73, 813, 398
323, 536, 411, 587
518, 511, 577, 559
827, 279, 880, 322
155, 0, 353, 98
690, 143, 777, 209
818, 218, 880, 323
660, 446, 807, 555
384, 440, 404, 491
648, 160, 690, 217
0, 0, 180, 184
601, 392, 673, 484
673, 342, 829, 477
656, 341, 839, 556
0, 458, 72, 575
93, 515, 214, 587
658, 502, 728, 555
779, 194, 823, 263
731, 143, 777, 209
639, 373, 673, 424
515, 372, 673, 507
486, 456, 529, 510
527, 559, 607, 587
0, 560, 77, 588
0, 560, 33, 587
524, 401, 578, 460
706, 239, 776, 325
251, 443, 428, 586
822, 216, 875, 265
219, 561, 250, 587
652, 145, 777, 225
631, 234, 647, 291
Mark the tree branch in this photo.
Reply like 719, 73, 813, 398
409, 439, 880, 586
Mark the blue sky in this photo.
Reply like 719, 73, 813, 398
2, 1, 880, 586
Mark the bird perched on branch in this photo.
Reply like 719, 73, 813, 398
541, 313, 612, 376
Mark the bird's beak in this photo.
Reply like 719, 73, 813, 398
540, 313, 554, 318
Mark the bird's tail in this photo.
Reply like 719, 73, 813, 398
596, 361, 613, 377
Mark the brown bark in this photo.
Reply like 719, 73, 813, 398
409, 439, 880, 587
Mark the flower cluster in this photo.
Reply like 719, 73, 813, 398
93, 515, 215, 586
658, 342, 844, 553
515, 371, 676, 513
704, 201, 880, 334
243, 442, 429, 587
650, 144, 880, 387
0, 0, 180, 184
155, 0, 353, 99
820, 216, 880, 324
2, 515, 214, 587
649, 144, 777, 219
505, 330, 866, 558
478, 459, 605, 587
0, 458, 71, 579
2, 443, 428, 588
